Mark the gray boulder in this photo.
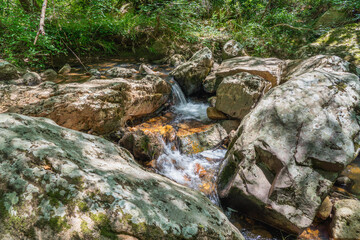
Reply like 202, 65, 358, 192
105, 67, 137, 78
41, 69, 58, 81
330, 199, 360, 239
0, 60, 20, 81
168, 54, 186, 67
22, 72, 42, 86
170, 47, 214, 96
0, 113, 243, 240
215, 72, 270, 120
217, 56, 360, 233
222, 40, 243, 60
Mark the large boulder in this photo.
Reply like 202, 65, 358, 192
0, 113, 243, 240
170, 47, 214, 96
217, 56, 360, 233
0, 75, 171, 135
22, 72, 42, 86
330, 199, 360, 239
203, 56, 287, 93
215, 72, 270, 120
298, 23, 360, 70
0, 60, 21, 81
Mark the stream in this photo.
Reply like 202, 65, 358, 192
55, 58, 360, 240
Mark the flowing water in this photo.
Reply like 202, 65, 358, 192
58, 59, 339, 240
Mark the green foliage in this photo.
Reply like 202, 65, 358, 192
0, 0, 358, 68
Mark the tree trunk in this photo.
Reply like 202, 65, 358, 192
34, 0, 48, 45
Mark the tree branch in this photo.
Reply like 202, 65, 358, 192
34, 0, 48, 45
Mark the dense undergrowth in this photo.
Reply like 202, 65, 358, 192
0, 0, 359, 68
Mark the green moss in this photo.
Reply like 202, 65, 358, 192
80, 221, 92, 235
140, 135, 150, 153
336, 82, 347, 92
90, 213, 117, 240
77, 201, 89, 212
48, 216, 70, 233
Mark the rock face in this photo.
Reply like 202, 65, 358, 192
105, 67, 137, 78
170, 47, 214, 96
215, 72, 270, 120
217, 56, 360, 233
0, 113, 243, 240
0, 75, 171, 135
0, 60, 20, 81
222, 40, 243, 60
298, 23, 360, 69
203, 56, 286, 93
331, 199, 360, 239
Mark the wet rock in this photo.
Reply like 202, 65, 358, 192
215, 72, 269, 120
170, 47, 214, 96
178, 123, 227, 154
120, 130, 164, 162
105, 67, 137, 78
207, 107, 227, 120
139, 64, 157, 75
168, 54, 186, 67
217, 56, 360, 233
331, 199, 360, 239
58, 63, 71, 75
22, 72, 42, 86
223, 40, 243, 60
0, 60, 20, 80
41, 69, 58, 81
89, 68, 101, 78
316, 196, 333, 220
0, 75, 171, 135
298, 23, 360, 69
208, 96, 217, 107
0, 113, 244, 240
335, 176, 353, 188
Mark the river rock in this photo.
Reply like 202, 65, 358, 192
41, 69, 58, 81
316, 196, 333, 220
0, 75, 171, 135
168, 54, 186, 67
0, 113, 244, 240
222, 40, 243, 60
0, 60, 20, 81
170, 47, 214, 96
22, 72, 42, 86
178, 123, 227, 154
120, 130, 164, 162
89, 68, 101, 78
105, 67, 137, 78
58, 63, 71, 75
207, 107, 227, 120
330, 199, 360, 239
203, 63, 221, 93
139, 64, 157, 75
298, 23, 360, 70
215, 72, 269, 120
217, 56, 360, 233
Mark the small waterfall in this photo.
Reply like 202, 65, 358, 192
169, 77, 187, 105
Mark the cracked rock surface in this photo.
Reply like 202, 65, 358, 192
217, 55, 360, 233
0, 113, 243, 240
